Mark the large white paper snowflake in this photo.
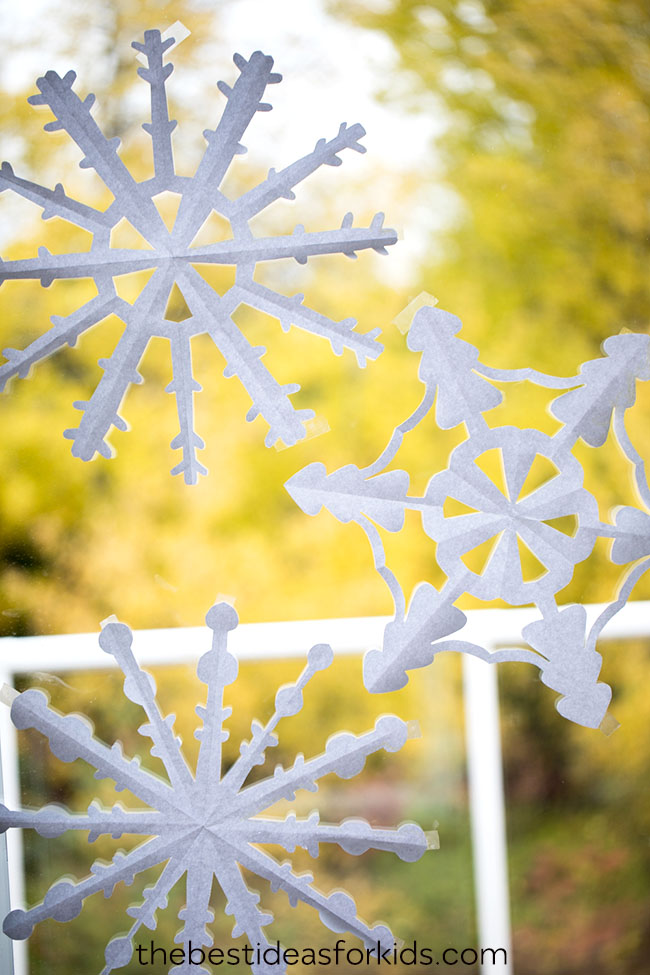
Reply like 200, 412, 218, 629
287, 305, 650, 730
0, 28, 394, 482
0, 602, 429, 974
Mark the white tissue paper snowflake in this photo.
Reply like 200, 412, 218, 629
0, 28, 394, 482
0, 602, 431, 974
286, 304, 650, 730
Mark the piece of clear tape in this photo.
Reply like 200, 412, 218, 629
274, 415, 330, 451
393, 291, 439, 334
134, 21, 191, 65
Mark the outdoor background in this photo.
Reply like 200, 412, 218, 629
1, 0, 649, 972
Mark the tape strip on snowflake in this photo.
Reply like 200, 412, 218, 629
0, 28, 394, 482
0, 602, 431, 975
286, 305, 650, 730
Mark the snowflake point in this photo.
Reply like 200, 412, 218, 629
3, 908, 32, 940
205, 601, 239, 632
307, 642, 334, 671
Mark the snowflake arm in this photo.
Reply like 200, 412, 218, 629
63, 321, 151, 459
229, 715, 409, 817
232, 122, 367, 220
550, 332, 650, 449
129, 855, 188, 930
224, 840, 394, 951
360, 516, 407, 621
193, 603, 239, 805
167, 330, 207, 484
63, 269, 173, 460
0, 801, 170, 840
406, 307, 502, 429
0, 247, 157, 285
171, 856, 216, 975
0, 292, 126, 391
28, 69, 169, 246
180, 266, 314, 446
240, 813, 427, 861
236, 280, 382, 365
132, 30, 178, 185
286, 463, 412, 530
0, 162, 113, 234
103, 856, 189, 975
476, 361, 581, 389
10, 688, 183, 815
99, 622, 194, 794
172, 51, 282, 246
190, 213, 396, 266
221, 643, 333, 795
362, 386, 436, 478
613, 406, 650, 511
213, 857, 275, 975
3, 832, 184, 941
586, 556, 650, 653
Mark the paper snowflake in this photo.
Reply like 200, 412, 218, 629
0, 602, 430, 974
0, 29, 394, 482
286, 305, 650, 729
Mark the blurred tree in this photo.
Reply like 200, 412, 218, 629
332, 0, 650, 362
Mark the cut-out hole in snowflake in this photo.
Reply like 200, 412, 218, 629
0, 601, 431, 974
0, 29, 395, 482
286, 305, 650, 729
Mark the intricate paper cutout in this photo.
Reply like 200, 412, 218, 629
0, 603, 429, 974
0, 29, 395, 482
286, 306, 650, 729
